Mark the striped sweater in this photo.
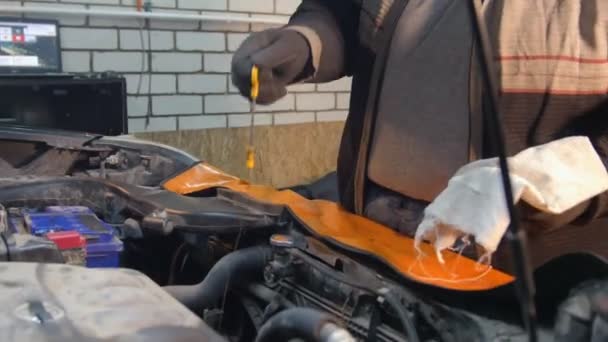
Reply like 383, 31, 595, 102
287, 0, 608, 229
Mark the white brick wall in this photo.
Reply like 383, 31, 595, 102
122, 0, 176, 8
316, 110, 349, 122
229, 0, 274, 13
200, 12, 249, 32
229, 114, 273, 127
124, 74, 177, 94
204, 53, 232, 73
153, 95, 202, 115
228, 81, 239, 94
89, 6, 143, 27
62, 51, 90, 72
227, 33, 249, 51
255, 94, 295, 112
129, 117, 177, 133
61, 28, 118, 49
179, 0, 226, 11
17, 0, 352, 133
149, 9, 200, 30
152, 52, 202, 72
337, 93, 351, 109
120, 30, 175, 50
296, 93, 335, 111
176, 32, 225, 51
276, 0, 301, 15
205, 94, 249, 114
317, 77, 353, 92
24, 3, 87, 26
63, 0, 120, 5
94, 52, 148, 72
127, 96, 150, 116
178, 74, 227, 94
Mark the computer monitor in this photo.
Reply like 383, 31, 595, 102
0, 18, 61, 74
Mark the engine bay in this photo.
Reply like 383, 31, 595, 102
0, 196, 526, 342
0, 127, 603, 342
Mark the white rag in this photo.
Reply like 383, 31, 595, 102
414, 136, 608, 264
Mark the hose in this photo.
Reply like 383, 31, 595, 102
247, 283, 295, 308
163, 246, 272, 311
378, 288, 420, 342
255, 307, 354, 342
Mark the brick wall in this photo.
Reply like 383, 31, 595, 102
5, 0, 352, 133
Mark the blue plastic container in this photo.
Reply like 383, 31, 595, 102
22, 206, 123, 268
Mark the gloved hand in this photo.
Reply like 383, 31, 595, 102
414, 136, 608, 264
231, 29, 312, 105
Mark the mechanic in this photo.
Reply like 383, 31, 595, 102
231, 0, 608, 263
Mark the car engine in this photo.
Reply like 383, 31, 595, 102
0, 127, 605, 342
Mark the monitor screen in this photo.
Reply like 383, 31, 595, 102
0, 18, 60, 73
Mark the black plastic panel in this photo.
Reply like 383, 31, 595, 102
0, 178, 284, 234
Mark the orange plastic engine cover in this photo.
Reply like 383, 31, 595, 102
164, 163, 514, 291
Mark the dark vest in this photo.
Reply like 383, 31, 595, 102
368, 0, 479, 202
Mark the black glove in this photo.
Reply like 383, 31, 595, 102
231, 29, 312, 105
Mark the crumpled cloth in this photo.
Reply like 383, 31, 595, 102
414, 136, 608, 263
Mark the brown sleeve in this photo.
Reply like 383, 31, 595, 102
285, 0, 360, 82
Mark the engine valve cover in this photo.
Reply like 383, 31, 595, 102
0, 262, 224, 342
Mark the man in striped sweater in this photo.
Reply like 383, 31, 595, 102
232, 0, 608, 268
